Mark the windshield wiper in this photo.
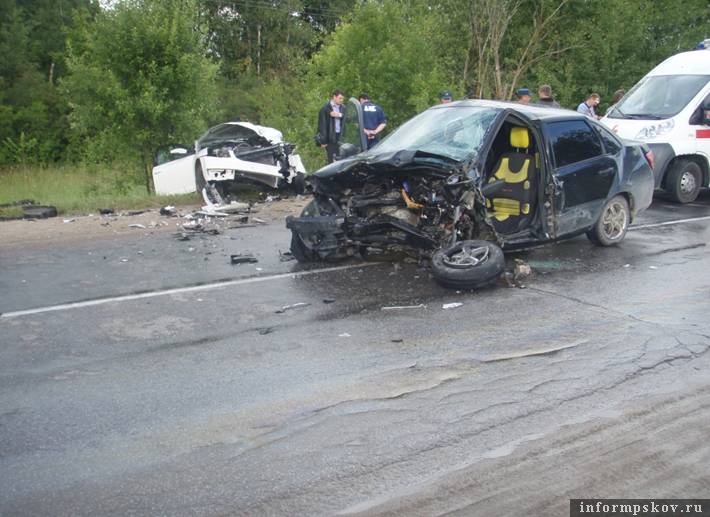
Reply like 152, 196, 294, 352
624, 113, 664, 120
608, 106, 626, 118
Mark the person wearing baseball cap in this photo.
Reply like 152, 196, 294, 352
439, 90, 453, 103
515, 87, 532, 104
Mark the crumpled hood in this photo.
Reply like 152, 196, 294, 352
314, 149, 461, 183
197, 122, 284, 150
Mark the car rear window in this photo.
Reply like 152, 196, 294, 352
593, 123, 622, 154
547, 120, 603, 167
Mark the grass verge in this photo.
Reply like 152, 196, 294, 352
0, 163, 202, 217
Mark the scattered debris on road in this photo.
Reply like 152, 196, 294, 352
230, 253, 258, 264
276, 302, 310, 314
381, 304, 427, 311
442, 302, 463, 310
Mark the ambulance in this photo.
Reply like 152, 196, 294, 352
601, 44, 710, 203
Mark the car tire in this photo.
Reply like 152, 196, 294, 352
290, 231, 317, 262
22, 205, 58, 219
430, 240, 505, 290
586, 195, 629, 246
666, 159, 701, 204
203, 182, 225, 205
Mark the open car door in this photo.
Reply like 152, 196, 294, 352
337, 98, 368, 159
152, 145, 197, 196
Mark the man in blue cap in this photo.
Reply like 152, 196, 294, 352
516, 87, 532, 104
439, 90, 453, 104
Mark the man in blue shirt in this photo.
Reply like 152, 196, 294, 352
577, 93, 601, 119
358, 93, 387, 150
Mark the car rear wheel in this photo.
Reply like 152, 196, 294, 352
430, 240, 505, 290
586, 195, 629, 246
666, 159, 701, 204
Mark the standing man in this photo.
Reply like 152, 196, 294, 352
358, 92, 387, 150
317, 89, 345, 164
515, 87, 532, 104
577, 93, 601, 119
537, 84, 560, 108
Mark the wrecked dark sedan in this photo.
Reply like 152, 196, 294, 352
286, 99, 655, 289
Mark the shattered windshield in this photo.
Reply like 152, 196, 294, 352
608, 75, 710, 119
374, 106, 501, 161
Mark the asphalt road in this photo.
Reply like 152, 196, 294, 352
1, 192, 710, 516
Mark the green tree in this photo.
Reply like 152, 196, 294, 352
308, 2, 448, 123
62, 0, 219, 192
0, 0, 93, 164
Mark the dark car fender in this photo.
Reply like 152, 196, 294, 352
619, 144, 655, 219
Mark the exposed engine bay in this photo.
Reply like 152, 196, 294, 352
287, 165, 498, 261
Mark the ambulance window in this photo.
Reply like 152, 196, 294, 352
689, 93, 710, 125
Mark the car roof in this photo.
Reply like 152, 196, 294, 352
430, 99, 582, 122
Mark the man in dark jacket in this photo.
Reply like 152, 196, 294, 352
317, 89, 345, 164
537, 84, 560, 108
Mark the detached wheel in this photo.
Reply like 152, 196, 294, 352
23, 205, 57, 219
666, 159, 701, 204
587, 195, 629, 246
431, 240, 505, 290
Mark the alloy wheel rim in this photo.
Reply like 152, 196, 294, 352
444, 244, 489, 268
602, 201, 628, 240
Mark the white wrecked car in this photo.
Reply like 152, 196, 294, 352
152, 122, 307, 204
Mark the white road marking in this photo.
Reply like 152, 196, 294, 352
630, 215, 710, 230
1, 262, 382, 319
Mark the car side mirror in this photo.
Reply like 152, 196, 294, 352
338, 143, 359, 159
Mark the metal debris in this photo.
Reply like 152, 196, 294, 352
275, 302, 310, 313
381, 304, 426, 311
442, 302, 463, 310
230, 253, 258, 264
160, 205, 177, 216
513, 258, 532, 282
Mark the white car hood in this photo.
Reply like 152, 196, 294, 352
196, 122, 284, 150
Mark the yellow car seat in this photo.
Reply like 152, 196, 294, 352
487, 126, 537, 233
